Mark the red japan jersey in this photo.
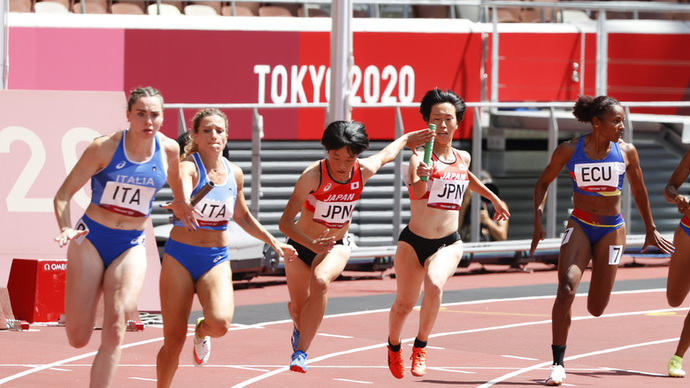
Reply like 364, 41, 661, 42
303, 159, 364, 228
409, 149, 470, 210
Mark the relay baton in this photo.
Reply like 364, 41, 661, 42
420, 123, 436, 182
170, 181, 214, 222
190, 181, 215, 206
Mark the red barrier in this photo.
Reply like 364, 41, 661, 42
7, 259, 67, 323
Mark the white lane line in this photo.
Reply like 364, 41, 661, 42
129, 376, 157, 382
477, 337, 679, 387
0, 336, 164, 384
501, 355, 539, 361
333, 378, 374, 384
0, 288, 679, 385
231, 304, 689, 387
318, 333, 354, 339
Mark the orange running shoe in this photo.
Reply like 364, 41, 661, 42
387, 345, 405, 379
410, 346, 427, 377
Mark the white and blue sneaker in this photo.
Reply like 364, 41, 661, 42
290, 350, 308, 373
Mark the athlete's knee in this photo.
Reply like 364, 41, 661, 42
100, 321, 127, 348
310, 275, 331, 295
391, 297, 417, 316
667, 290, 685, 308
163, 330, 188, 353
556, 281, 577, 302
203, 315, 233, 337
586, 298, 609, 317
66, 328, 92, 348
423, 281, 443, 300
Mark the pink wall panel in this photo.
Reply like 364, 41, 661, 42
0, 90, 161, 310
9, 27, 125, 91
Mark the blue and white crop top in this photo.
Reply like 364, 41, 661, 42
566, 136, 626, 197
91, 130, 167, 217
173, 153, 237, 231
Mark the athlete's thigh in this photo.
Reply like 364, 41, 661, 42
393, 241, 425, 302
159, 254, 196, 337
589, 223, 626, 297
668, 226, 690, 302
557, 219, 593, 286
426, 241, 464, 285
196, 261, 234, 319
102, 244, 148, 313
65, 238, 104, 326
312, 245, 351, 282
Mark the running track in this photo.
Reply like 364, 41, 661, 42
2, 257, 689, 387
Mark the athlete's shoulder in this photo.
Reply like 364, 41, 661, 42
455, 148, 470, 160
550, 137, 579, 164
88, 131, 120, 154
157, 132, 181, 153
617, 139, 636, 153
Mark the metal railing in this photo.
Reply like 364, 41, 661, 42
140, 0, 690, 19
166, 100, 690, 250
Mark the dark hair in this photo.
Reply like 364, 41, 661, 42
572, 95, 621, 123
321, 121, 370, 156
419, 88, 466, 123
181, 108, 229, 160
127, 86, 164, 111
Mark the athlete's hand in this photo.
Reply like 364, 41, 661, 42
491, 199, 510, 222
54, 227, 88, 248
161, 200, 200, 231
405, 128, 435, 153
416, 160, 433, 181
312, 229, 336, 254
529, 223, 545, 257
641, 229, 674, 255
675, 194, 690, 215
274, 241, 298, 263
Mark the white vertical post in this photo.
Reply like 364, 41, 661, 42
392, 107, 404, 243
1, 0, 7, 90
622, 106, 633, 232
329, 0, 353, 122
491, 6, 499, 103
471, 108, 482, 242
596, 10, 608, 96
250, 108, 264, 217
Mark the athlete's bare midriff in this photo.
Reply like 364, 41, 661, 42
407, 199, 460, 239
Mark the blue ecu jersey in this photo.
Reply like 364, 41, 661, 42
90, 131, 167, 217
173, 153, 237, 231
566, 136, 626, 197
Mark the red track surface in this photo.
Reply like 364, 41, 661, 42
2, 256, 689, 387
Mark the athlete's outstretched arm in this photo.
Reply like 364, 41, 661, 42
623, 142, 674, 254
530, 142, 573, 256
231, 163, 297, 261
53, 136, 114, 247
360, 128, 433, 182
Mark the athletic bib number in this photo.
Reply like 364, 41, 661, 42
313, 200, 357, 228
561, 227, 573, 245
574, 162, 625, 192
195, 197, 235, 226
609, 245, 623, 265
427, 179, 468, 210
100, 181, 156, 217
73, 217, 89, 245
